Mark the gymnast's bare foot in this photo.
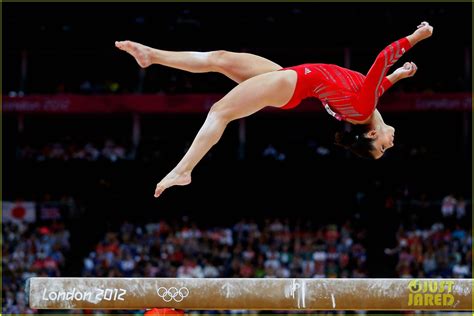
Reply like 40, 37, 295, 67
115, 40, 154, 68
154, 171, 192, 198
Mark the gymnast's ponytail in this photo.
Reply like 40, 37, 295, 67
334, 125, 376, 159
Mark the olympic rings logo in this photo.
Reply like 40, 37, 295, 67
156, 287, 189, 302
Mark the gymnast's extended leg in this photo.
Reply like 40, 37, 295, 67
115, 40, 282, 83
152, 69, 297, 197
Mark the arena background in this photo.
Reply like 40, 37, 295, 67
2, 2, 472, 315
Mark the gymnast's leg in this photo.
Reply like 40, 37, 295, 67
153, 69, 297, 197
115, 40, 282, 83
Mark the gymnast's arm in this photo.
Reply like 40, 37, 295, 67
355, 21, 434, 116
380, 61, 419, 92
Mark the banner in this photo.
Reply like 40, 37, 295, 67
2, 93, 472, 114
2, 201, 37, 223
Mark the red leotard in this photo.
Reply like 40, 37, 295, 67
280, 37, 412, 122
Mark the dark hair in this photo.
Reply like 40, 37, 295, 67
334, 125, 376, 159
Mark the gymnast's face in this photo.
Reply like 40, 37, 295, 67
366, 124, 395, 159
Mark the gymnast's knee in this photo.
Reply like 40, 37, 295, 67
208, 50, 232, 72
208, 104, 233, 125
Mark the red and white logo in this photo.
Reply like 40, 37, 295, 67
2, 201, 36, 223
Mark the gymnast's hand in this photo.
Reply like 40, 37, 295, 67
393, 62, 418, 79
412, 21, 434, 42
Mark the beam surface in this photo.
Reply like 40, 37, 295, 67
28, 278, 473, 310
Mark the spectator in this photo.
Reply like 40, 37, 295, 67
441, 193, 457, 218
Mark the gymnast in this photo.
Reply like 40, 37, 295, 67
116, 21, 433, 198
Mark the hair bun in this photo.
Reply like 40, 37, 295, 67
334, 126, 375, 159
334, 131, 355, 149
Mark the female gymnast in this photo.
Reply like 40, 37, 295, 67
116, 21, 433, 198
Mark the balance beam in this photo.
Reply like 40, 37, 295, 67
27, 277, 472, 311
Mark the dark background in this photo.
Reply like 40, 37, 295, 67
4, 3, 471, 93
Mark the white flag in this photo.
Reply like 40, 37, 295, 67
2, 201, 36, 223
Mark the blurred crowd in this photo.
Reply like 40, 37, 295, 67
382, 187, 471, 279
387, 223, 471, 279
2, 221, 71, 314
82, 218, 368, 279
17, 138, 132, 162
2, 194, 470, 314
15, 136, 439, 163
